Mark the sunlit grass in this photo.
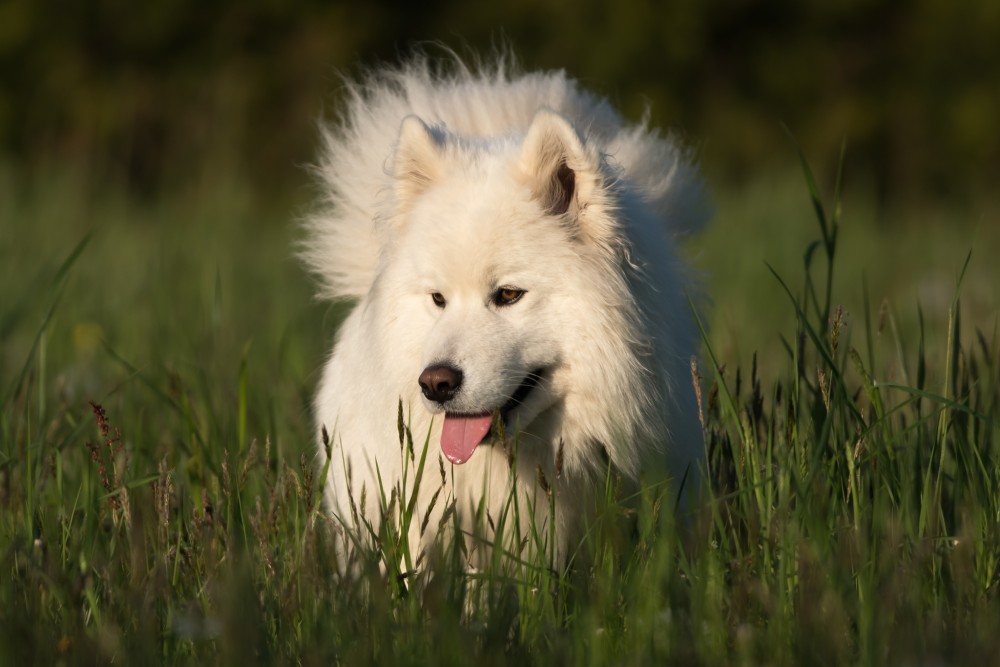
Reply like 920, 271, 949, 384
690, 168, 1000, 365
1, 161, 998, 665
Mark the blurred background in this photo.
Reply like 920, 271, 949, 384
1, 0, 998, 381
3, 0, 999, 202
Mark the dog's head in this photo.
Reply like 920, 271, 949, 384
374, 110, 664, 473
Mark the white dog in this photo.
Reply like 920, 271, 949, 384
303, 55, 707, 567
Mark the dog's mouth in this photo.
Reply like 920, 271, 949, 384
440, 369, 545, 465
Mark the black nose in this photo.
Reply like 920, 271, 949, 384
419, 364, 463, 403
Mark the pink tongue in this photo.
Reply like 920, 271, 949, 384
440, 414, 493, 464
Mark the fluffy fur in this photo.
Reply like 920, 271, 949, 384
304, 55, 708, 565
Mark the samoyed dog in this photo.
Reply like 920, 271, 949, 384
303, 55, 707, 566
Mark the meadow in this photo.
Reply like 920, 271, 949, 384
1, 153, 998, 665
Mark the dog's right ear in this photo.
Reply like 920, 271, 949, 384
392, 115, 444, 204
519, 110, 590, 218
519, 110, 618, 247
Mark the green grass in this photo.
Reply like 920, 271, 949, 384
1, 159, 998, 665
689, 167, 1000, 365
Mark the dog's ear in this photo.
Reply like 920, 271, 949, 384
518, 110, 596, 218
393, 115, 444, 204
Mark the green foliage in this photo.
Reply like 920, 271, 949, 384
1, 157, 999, 664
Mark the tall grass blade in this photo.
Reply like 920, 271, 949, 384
3, 232, 92, 405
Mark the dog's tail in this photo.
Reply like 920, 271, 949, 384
610, 122, 711, 237
299, 74, 399, 302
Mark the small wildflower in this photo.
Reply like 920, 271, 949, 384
536, 465, 550, 494
85, 401, 128, 513
830, 304, 845, 354
321, 425, 332, 460
818, 366, 831, 411
555, 439, 565, 480
690, 356, 705, 433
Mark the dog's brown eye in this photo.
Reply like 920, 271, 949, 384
493, 287, 525, 306
431, 292, 447, 308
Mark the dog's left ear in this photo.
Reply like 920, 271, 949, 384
518, 110, 600, 219
392, 115, 445, 205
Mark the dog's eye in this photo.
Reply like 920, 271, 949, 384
493, 287, 525, 307
430, 292, 447, 308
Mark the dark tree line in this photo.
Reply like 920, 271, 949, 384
2, 0, 997, 203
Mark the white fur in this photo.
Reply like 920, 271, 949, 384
303, 56, 708, 566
